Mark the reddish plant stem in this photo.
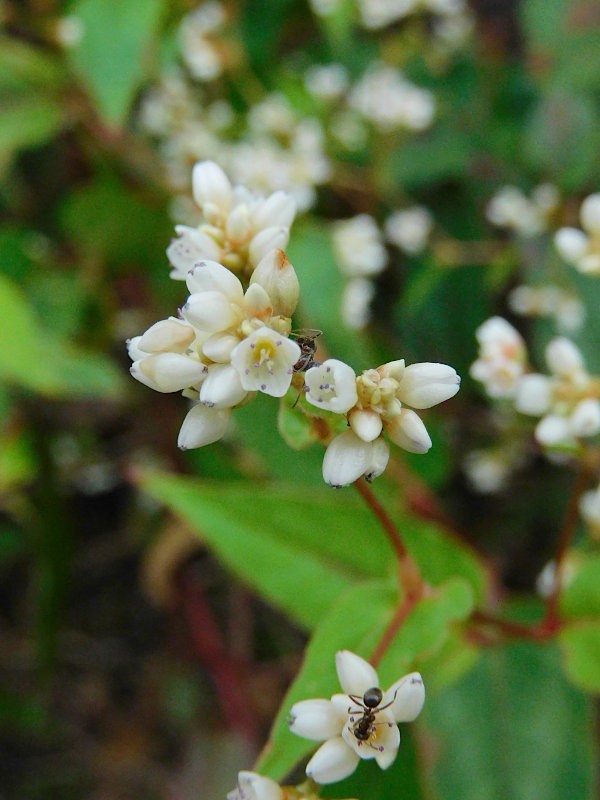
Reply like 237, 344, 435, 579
354, 478, 408, 561
369, 589, 422, 668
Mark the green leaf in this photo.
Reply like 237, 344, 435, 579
0, 95, 64, 166
139, 472, 395, 630
68, 0, 165, 125
277, 392, 320, 450
427, 640, 597, 799
559, 621, 600, 693
560, 554, 600, 619
0, 273, 123, 398
0, 36, 65, 91
256, 578, 397, 780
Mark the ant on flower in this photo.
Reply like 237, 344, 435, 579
347, 686, 397, 750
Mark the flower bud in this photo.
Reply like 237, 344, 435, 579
178, 403, 230, 449
386, 409, 432, 454
396, 362, 460, 409
348, 408, 383, 442
364, 437, 390, 482
322, 431, 372, 487
183, 290, 240, 333
192, 160, 233, 216
249, 227, 290, 265
199, 364, 248, 408
554, 227, 588, 264
580, 193, 600, 233
569, 398, 600, 438
514, 374, 552, 416
252, 191, 297, 230
535, 414, 570, 446
186, 260, 244, 302
227, 772, 282, 800
138, 318, 195, 354
545, 337, 584, 377
131, 353, 207, 393
225, 203, 252, 244
250, 250, 300, 317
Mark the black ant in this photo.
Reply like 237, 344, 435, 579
290, 329, 322, 372
347, 687, 396, 749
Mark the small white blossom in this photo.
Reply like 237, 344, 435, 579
333, 215, 387, 278
305, 359, 358, 414
554, 192, 600, 274
579, 483, 600, 537
508, 284, 585, 333
486, 184, 558, 237
230, 327, 300, 397
179, 2, 226, 82
289, 650, 424, 785
305, 64, 349, 101
470, 317, 526, 398
227, 771, 282, 800
385, 207, 433, 255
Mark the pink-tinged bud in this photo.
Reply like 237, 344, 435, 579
385, 409, 432, 454
348, 408, 383, 442
131, 354, 207, 393
138, 318, 195, 354
177, 404, 231, 450
396, 362, 460, 409
250, 250, 300, 317
192, 161, 233, 216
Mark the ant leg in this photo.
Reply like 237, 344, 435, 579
374, 688, 399, 713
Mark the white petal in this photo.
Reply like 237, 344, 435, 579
177, 404, 231, 449
249, 227, 290, 265
288, 699, 344, 741
569, 398, 600, 438
167, 225, 220, 278
545, 337, 584, 376
192, 160, 232, 214
580, 193, 600, 233
305, 359, 358, 414
251, 190, 297, 229
322, 431, 372, 488
243, 282, 273, 319
138, 318, 195, 354
385, 409, 432, 454
186, 260, 244, 303
183, 290, 240, 333
535, 414, 571, 446
202, 332, 241, 363
199, 364, 248, 408
554, 227, 588, 263
127, 335, 146, 362
336, 650, 379, 696
228, 772, 281, 800
384, 672, 425, 722
397, 362, 461, 409
341, 708, 399, 762
364, 437, 389, 482
131, 354, 207, 393
348, 408, 383, 441
305, 737, 360, 785
514, 374, 552, 416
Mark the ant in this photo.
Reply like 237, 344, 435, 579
347, 687, 397, 749
290, 329, 322, 372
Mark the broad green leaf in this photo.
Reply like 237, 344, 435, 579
256, 578, 397, 780
559, 621, 600, 693
376, 579, 475, 687
427, 640, 597, 800
560, 554, 600, 619
0, 95, 64, 165
139, 472, 395, 630
0, 273, 123, 398
68, 0, 165, 125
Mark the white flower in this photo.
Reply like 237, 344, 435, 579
227, 771, 282, 800
289, 650, 424, 785
395, 362, 460, 409
179, 3, 226, 82
230, 327, 300, 397
332, 215, 387, 278
305, 359, 358, 413
385, 207, 433, 255
470, 317, 526, 398
486, 184, 558, 237
554, 191, 600, 274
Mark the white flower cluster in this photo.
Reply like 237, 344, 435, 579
348, 63, 436, 133
305, 357, 459, 487
471, 318, 600, 449
179, 1, 227, 82
508, 284, 585, 333
289, 650, 424, 784
554, 192, 600, 275
167, 161, 297, 280
130, 162, 460, 486
485, 184, 559, 238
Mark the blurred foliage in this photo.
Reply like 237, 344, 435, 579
1, 0, 600, 799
